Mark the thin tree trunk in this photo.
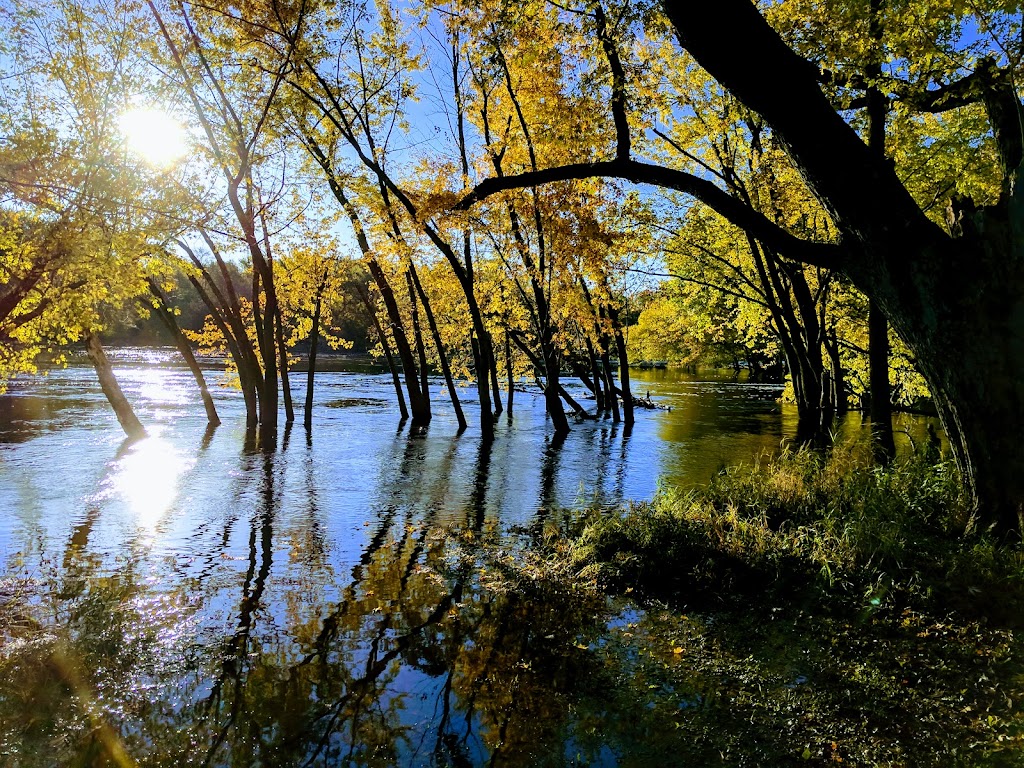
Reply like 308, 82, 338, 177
147, 278, 220, 426
601, 344, 621, 423
358, 285, 408, 421
367, 262, 427, 424
259, 280, 279, 444
409, 262, 466, 432
85, 333, 146, 440
826, 328, 848, 414
179, 240, 258, 429
504, 328, 514, 418
406, 270, 432, 416
587, 337, 605, 413
275, 304, 294, 425
509, 329, 569, 433
488, 329, 503, 418
304, 287, 323, 431
607, 301, 634, 427
869, 299, 896, 460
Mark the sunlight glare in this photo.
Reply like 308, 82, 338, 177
111, 436, 193, 529
119, 107, 189, 167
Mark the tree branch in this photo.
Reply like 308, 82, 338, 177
455, 158, 845, 268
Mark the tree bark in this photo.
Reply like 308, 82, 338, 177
606, 299, 634, 427
405, 270, 432, 416
504, 328, 514, 417
85, 333, 146, 440
367, 260, 429, 426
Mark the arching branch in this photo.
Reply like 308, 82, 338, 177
455, 158, 845, 269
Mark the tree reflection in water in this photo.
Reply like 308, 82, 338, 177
0, 432, 622, 767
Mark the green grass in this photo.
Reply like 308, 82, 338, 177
477, 439, 1024, 765
563, 439, 1024, 624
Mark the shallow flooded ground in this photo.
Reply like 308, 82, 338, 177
1, 351, 981, 767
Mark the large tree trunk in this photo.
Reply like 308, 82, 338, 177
907, 206, 1024, 537
85, 333, 146, 440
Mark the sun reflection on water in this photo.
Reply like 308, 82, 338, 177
109, 435, 193, 529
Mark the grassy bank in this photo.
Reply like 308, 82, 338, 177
566, 440, 1024, 624
480, 440, 1024, 765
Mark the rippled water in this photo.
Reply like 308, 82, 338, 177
0, 350, 939, 766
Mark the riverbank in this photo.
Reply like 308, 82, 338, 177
462, 440, 1024, 765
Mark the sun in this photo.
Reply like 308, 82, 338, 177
119, 107, 189, 167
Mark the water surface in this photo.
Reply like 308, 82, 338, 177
0, 351, 942, 766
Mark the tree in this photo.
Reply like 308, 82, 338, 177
459, 0, 1024, 536
0, 0, 200, 436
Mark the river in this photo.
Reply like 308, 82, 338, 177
0, 350, 940, 766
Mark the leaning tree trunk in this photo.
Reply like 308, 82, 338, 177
406, 270, 432, 417
367, 261, 429, 426
147, 279, 220, 426
409, 262, 466, 432
358, 285, 409, 421
85, 333, 146, 440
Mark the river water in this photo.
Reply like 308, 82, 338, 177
0, 350, 939, 766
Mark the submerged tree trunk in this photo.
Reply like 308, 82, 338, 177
304, 289, 323, 431
275, 305, 294, 426
359, 285, 408, 421
544, 345, 570, 435
85, 333, 146, 440
367, 260, 429, 426
488, 330, 504, 418
409, 262, 466, 432
406, 270, 432, 417
504, 328, 514, 418
607, 301, 634, 428
601, 345, 621, 423
147, 279, 220, 427
587, 338, 605, 414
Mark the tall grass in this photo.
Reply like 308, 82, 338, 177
568, 439, 1024, 620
